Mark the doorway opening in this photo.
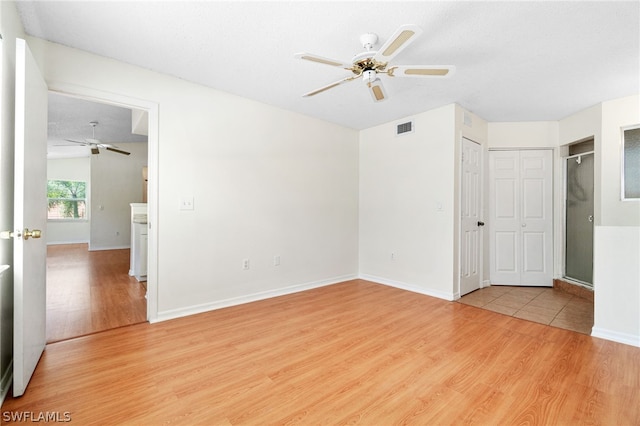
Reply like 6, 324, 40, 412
46, 92, 149, 342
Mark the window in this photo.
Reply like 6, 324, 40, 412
47, 180, 87, 220
623, 126, 640, 200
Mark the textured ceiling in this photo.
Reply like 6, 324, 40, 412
47, 93, 147, 159
16, 1, 640, 131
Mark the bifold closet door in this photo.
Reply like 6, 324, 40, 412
490, 150, 553, 286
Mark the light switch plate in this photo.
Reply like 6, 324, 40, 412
180, 196, 194, 210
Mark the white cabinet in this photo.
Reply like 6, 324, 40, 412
129, 203, 148, 282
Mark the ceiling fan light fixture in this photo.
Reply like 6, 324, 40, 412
362, 70, 378, 85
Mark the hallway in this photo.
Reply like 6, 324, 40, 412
458, 285, 593, 334
46, 244, 147, 342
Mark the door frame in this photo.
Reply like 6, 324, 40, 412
458, 136, 484, 297
562, 150, 595, 287
47, 82, 159, 322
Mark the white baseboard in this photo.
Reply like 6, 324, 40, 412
481, 280, 491, 288
0, 359, 13, 407
88, 245, 130, 251
153, 274, 358, 323
359, 274, 455, 301
46, 240, 89, 245
591, 327, 640, 348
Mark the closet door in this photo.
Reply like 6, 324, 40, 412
490, 150, 553, 286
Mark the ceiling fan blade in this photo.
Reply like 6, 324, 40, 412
104, 146, 131, 156
294, 52, 352, 69
373, 24, 423, 64
302, 75, 359, 97
388, 65, 456, 78
64, 138, 89, 145
367, 79, 387, 102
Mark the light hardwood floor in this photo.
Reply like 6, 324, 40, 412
46, 243, 147, 342
3, 279, 638, 424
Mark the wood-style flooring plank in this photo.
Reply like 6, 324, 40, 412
3, 279, 639, 425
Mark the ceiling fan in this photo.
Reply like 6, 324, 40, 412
63, 121, 131, 156
295, 24, 455, 102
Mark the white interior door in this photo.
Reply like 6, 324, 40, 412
460, 138, 483, 296
490, 151, 520, 284
13, 38, 48, 396
490, 150, 553, 286
519, 150, 553, 285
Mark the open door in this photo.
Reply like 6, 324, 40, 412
13, 38, 48, 396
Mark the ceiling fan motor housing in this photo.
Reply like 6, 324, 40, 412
359, 33, 378, 50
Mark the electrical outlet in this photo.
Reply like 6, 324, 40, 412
242, 258, 250, 270
273, 255, 281, 266
391, 252, 395, 261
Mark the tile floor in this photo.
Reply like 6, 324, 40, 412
458, 285, 594, 334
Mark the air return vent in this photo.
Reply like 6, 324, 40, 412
396, 121, 414, 135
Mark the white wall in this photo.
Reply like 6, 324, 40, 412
359, 104, 458, 299
27, 36, 359, 319
90, 142, 147, 250
600, 95, 640, 226
592, 226, 640, 347
559, 103, 602, 225
590, 95, 640, 347
46, 156, 91, 244
488, 121, 559, 149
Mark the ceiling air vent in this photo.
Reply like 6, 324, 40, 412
396, 121, 414, 135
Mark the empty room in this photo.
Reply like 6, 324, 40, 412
0, 1, 638, 424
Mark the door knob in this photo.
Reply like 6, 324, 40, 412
477, 221, 485, 227
0, 229, 41, 240
23, 229, 42, 240
588, 215, 594, 222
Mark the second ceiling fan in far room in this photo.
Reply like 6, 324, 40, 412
63, 121, 131, 156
